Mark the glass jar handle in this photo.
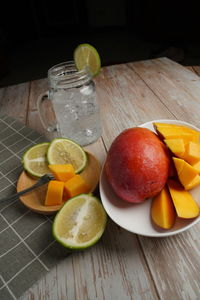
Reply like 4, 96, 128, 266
37, 91, 58, 136
37, 91, 49, 130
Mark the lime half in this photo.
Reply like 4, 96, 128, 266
22, 143, 50, 177
53, 194, 107, 249
47, 138, 87, 173
74, 43, 101, 77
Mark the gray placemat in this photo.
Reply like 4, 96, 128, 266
0, 114, 71, 300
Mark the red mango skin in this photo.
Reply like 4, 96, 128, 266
105, 127, 170, 203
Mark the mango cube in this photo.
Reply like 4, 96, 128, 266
48, 164, 75, 182
63, 175, 89, 199
45, 180, 64, 206
184, 141, 200, 165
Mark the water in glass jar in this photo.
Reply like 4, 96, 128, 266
51, 81, 101, 146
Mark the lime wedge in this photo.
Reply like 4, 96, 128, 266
53, 194, 107, 249
73, 43, 101, 77
47, 138, 87, 173
22, 143, 50, 177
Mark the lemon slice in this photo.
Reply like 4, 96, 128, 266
53, 194, 107, 249
22, 143, 50, 177
73, 43, 101, 77
47, 138, 87, 173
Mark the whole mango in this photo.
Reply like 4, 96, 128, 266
105, 127, 170, 203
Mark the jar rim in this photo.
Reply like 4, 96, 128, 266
48, 61, 90, 80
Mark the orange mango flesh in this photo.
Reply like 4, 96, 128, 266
191, 160, 200, 173
45, 180, 64, 206
167, 179, 200, 219
154, 123, 200, 138
151, 186, 176, 229
48, 164, 75, 182
164, 139, 185, 158
183, 175, 200, 190
153, 123, 200, 144
184, 142, 200, 165
63, 175, 89, 200
173, 157, 200, 190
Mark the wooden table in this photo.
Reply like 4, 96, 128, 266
0, 57, 200, 300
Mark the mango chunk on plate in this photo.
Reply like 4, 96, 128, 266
151, 186, 176, 229
164, 138, 185, 158
153, 123, 200, 143
184, 141, 200, 165
173, 157, 200, 190
168, 179, 199, 219
191, 160, 200, 173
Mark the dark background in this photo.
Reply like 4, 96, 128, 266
1, 0, 200, 87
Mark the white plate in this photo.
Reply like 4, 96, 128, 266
99, 119, 200, 237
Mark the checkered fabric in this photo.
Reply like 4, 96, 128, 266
0, 114, 70, 300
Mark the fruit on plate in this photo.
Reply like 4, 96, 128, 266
48, 164, 75, 182
63, 174, 89, 200
22, 143, 51, 177
192, 160, 200, 173
173, 157, 200, 190
45, 180, 64, 206
164, 139, 185, 158
184, 141, 200, 164
153, 123, 200, 144
53, 194, 107, 249
168, 179, 200, 218
47, 138, 87, 174
151, 186, 176, 229
105, 127, 170, 203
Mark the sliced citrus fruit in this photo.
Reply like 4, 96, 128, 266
53, 194, 107, 249
47, 138, 87, 173
22, 143, 50, 177
73, 43, 101, 77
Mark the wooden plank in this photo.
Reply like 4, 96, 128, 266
139, 224, 200, 299
128, 58, 200, 128
95, 63, 174, 149
192, 66, 200, 77
0, 82, 30, 123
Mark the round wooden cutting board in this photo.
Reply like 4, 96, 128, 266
17, 152, 101, 215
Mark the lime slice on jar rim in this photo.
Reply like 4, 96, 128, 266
53, 194, 107, 249
73, 43, 101, 77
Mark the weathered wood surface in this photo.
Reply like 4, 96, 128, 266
0, 58, 200, 300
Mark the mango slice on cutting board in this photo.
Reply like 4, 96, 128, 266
48, 164, 75, 182
45, 180, 64, 206
168, 179, 200, 219
63, 175, 89, 200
